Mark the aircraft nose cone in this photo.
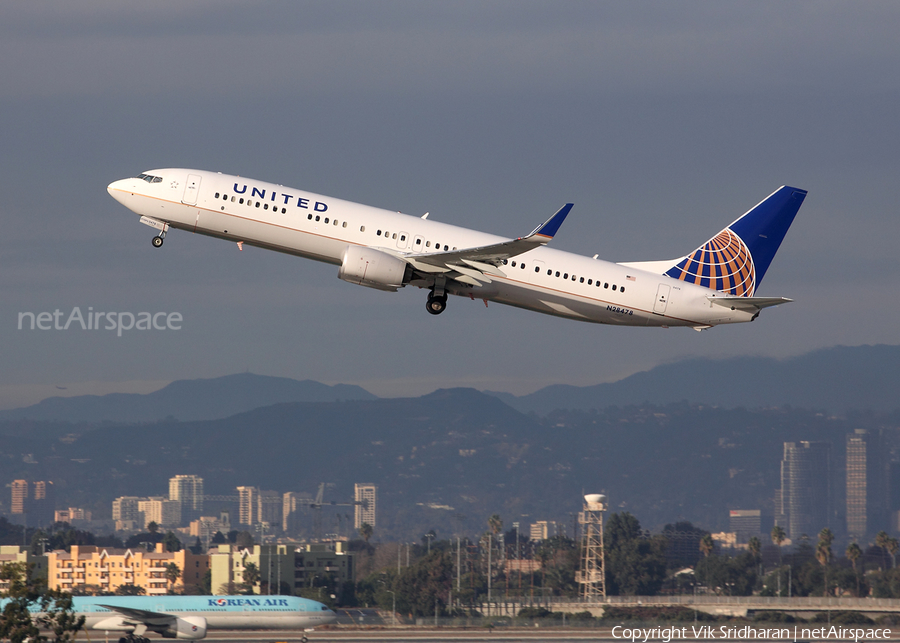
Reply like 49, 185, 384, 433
107, 178, 133, 206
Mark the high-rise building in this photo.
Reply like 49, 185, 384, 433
10, 480, 54, 526
10, 480, 28, 515
846, 429, 888, 542
282, 492, 312, 533
530, 520, 558, 541
354, 483, 377, 529
138, 497, 182, 529
112, 497, 143, 523
780, 441, 832, 541
728, 510, 762, 544
169, 475, 204, 525
258, 490, 282, 529
237, 486, 258, 527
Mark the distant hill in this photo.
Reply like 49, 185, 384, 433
0, 373, 377, 423
1, 388, 886, 539
486, 344, 900, 415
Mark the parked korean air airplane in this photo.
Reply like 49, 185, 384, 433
107, 170, 807, 329
70, 594, 335, 642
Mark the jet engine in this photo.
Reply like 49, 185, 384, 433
160, 616, 208, 640
338, 247, 410, 292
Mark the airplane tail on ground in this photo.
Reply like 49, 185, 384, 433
622, 186, 807, 296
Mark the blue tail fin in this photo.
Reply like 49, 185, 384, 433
663, 186, 807, 296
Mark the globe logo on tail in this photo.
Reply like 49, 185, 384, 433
664, 228, 755, 297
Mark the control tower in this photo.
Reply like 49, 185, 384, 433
576, 493, 607, 599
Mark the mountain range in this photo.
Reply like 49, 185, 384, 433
487, 344, 900, 415
0, 374, 376, 423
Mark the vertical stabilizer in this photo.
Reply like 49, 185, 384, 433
663, 186, 807, 296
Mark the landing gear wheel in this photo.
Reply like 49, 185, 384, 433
301, 637, 309, 643
426, 294, 447, 315
151, 235, 164, 248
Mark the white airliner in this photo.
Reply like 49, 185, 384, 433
72, 595, 335, 642
108, 170, 807, 329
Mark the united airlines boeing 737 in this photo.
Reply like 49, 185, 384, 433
72, 594, 334, 642
108, 170, 807, 329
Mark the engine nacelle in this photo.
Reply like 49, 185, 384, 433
338, 247, 409, 291
160, 616, 207, 640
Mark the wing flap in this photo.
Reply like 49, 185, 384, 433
406, 203, 572, 285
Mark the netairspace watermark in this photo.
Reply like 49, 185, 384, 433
611, 625, 892, 643
18, 307, 182, 337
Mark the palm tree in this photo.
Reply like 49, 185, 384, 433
164, 563, 181, 594
876, 531, 891, 570
242, 561, 260, 595
771, 526, 786, 562
699, 534, 714, 558
817, 528, 833, 597
846, 542, 863, 597
748, 536, 762, 577
888, 537, 899, 569
358, 522, 373, 543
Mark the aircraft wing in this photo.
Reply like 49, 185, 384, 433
707, 296, 792, 311
97, 604, 175, 627
400, 204, 573, 286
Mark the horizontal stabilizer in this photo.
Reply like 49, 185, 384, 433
707, 296, 792, 311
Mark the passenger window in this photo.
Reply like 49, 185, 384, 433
215, 192, 220, 198
604, 283, 609, 288
555, 271, 560, 277
224, 194, 229, 200
282, 208, 287, 214
588, 279, 592, 285
563, 273, 568, 279
621, 286, 625, 293
392, 233, 397, 239
343, 222, 348, 228
231, 196, 235, 202
324, 218, 329, 223
502, 259, 508, 265
521, 263, 526, 269
444, 245, 449, 250
239, 198, 244, 204
334, 220, 339, 226
511, 261, 517, 267
426, 241, 431, 247
547, 269, 551, 275
263, 203, 268, 210
377, 230, 382, 236
580, 277, 584, 283
308, 214, 313, 220
400, 234, 406, 241
315, 215, 320, 221
360, 225, 365, 232
535, 267, 540, 273
415, 239, 422, 245
612, 285, 617, 291
572, 275, 576, 281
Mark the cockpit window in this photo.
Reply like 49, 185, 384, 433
136, 173, 162, 183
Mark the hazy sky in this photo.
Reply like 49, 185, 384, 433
2, 2, 898, 409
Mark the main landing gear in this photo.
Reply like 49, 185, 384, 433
118, 636, 150, 643
426, 277, 448, 315
426, 293, 447, 315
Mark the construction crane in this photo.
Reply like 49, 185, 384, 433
306, 483, 368, 540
